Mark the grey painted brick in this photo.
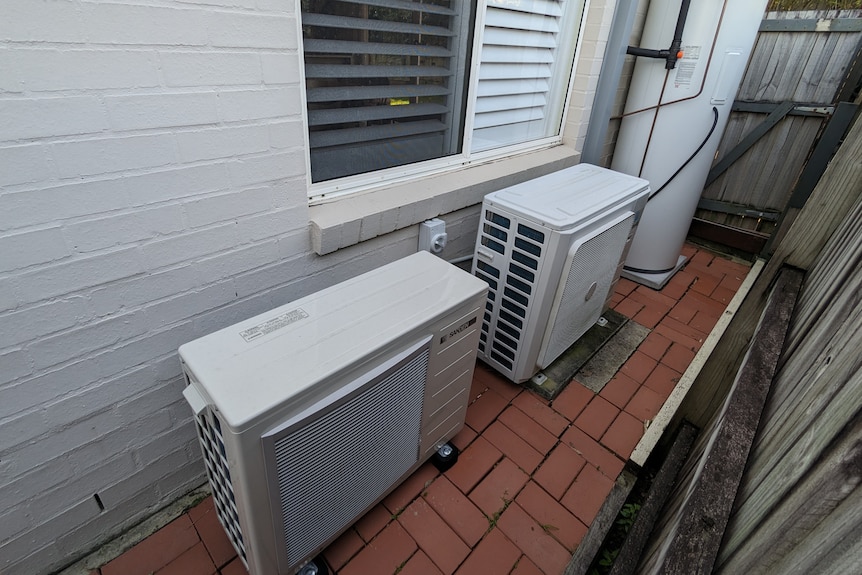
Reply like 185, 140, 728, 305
268, 119, 305, 149
218, 86, 302, 122
27, 311, 147, 371
0, 359, 99, 420
0, 49, 160, 92
0, 504, 33, 544
0, 0, 86, 43
0, 409, 43, 454
175, 123, 270, 163
134, 422, 198, 469
0, 143, 53, 186
115, 381, 182, 422
150, 354, 185, 385
184, 186, 273, 228
191, 290, 275, 336
140, 279, 239, 330
81, 3, 208, 46
21, 454, 136, 522
155, 458, 206, 500
56, 481, 160, 559
261, 52, 301, 85
228, 150, 305, 187
179, 0, 256, 8
123, 163, 231, 205
233, 207, 307, 244
0, 463, 92, 534
32, 365, 148, 430
0, 179, 129, 232
10, 247, 145, 305
206, 11, 297, 49
70, 409, 174, 476
192, 240, 280, 283
106, 92, 220, 132
0, 227, 70, 273
231, 257, 297, 299
139, 223, 240, 270
255, 0, 296, 12
8, 410, 120, 472
0, 96, 108, 141
276, 227, 312, 260
195, 240, 278, 286
270, 176, 307, 210
0, 296, 90, 351
94, 320, 197, 379
0, 348, 32, 386
52, 133, 177, 178
100, 448, 191, 507
88, 264, 200, 318
8, 392, 171, 476
160, 51, 261, 87
0, 451, 76, 510
0, 498, 98, 575
0, 282, 17, 313
64, 204, 186, 253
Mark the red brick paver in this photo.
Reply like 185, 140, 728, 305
92, 243, 749, 575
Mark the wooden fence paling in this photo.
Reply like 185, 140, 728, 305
698, 10, 862, 235
640, 93, 862, 573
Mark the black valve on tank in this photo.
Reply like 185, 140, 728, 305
626, 0, 692, 70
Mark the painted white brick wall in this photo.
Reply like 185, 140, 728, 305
0, 2, 424, 574
0, 1, 612, 573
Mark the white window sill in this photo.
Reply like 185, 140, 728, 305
309, 145, 581, 255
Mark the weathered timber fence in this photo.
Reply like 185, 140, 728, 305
635, 90, 862, 575
694, 10, 862, 250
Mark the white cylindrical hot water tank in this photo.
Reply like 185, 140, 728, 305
612, 0, 767, 286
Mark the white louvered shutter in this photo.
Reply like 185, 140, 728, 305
472, 0, 582, 153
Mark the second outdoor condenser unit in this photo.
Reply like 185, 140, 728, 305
471, 164, 650, 383
179, 252, 487, 575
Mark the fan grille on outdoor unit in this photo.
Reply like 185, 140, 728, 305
540, 213, 634, 367
195, 411, 248, 566
273, 348, 429, 566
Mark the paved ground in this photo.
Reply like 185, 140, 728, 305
93, 243, 751, 575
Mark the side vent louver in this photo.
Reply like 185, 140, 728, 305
195, 410, 248, 566
476, 210, 548, 377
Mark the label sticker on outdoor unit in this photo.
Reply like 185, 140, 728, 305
239, 308, 309, 342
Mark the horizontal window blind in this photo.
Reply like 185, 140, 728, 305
301, 0, 472, 183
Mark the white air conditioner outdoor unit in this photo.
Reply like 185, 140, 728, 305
471, 164, 650, 383
179, 251, 487, 575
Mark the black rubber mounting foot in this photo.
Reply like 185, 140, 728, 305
431, 442, 459, 472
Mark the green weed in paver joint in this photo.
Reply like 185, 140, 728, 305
486, 497, 512, 529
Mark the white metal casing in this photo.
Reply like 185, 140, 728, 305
612, 0, 768, 274
471, 164, 650, 383
179, 251, 487, 575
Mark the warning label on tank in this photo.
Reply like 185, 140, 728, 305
240, 308, 309, 342
674, 45, 702, 89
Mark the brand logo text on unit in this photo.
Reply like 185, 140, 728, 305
441, 317, 477, 344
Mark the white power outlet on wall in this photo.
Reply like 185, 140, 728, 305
418, 218, 447, 253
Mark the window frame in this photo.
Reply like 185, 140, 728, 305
299, 0, 590, 205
